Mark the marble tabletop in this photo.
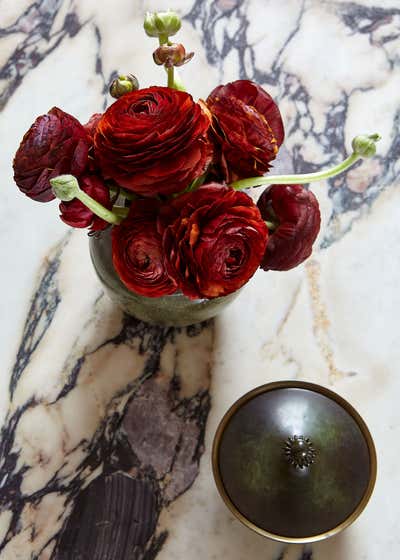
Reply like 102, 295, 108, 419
1, 0, 400, 559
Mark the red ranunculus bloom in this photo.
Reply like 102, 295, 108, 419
257, 184, 321, 271
94, 87, 212, 197
160, 183, 268, 299
84, 113, 103, 172
59, 174, 111, 232
84, 113, 103, 139
112, 199, 178, 297
13, 107, 90, 202
206, 80, 284, 182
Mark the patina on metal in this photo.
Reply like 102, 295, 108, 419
212, 381, 377, 544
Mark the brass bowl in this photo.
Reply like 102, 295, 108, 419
212, 381, 377, 543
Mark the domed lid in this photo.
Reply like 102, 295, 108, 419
212, 381, 376, 543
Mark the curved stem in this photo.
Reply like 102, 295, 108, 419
76, 190, 122, 225
230, 153, 360, 190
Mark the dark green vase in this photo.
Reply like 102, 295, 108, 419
89, 228, 241, 327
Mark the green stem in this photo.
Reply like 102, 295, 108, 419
230, 153, 360, 190
158, 35, 185, 90
119, 187, 136, 201
167, 66, 175, 88
112, 206, 129, 219
264, 220, 277, 231
109, 185, 136, 201
76, 190, 122, 225
172, 173, 206, 198
171, 69, 186, 91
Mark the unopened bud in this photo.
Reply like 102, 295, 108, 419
50, 175, 80, 201
109, 74, 139, 98
144, 10, 181, 38
352, 133, 381, 158
153, 43, 194, 68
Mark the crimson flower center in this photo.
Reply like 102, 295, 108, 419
130, 100, 154, 115
224, 245, 245, 273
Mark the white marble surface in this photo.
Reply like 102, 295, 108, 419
1, 1, 400, 559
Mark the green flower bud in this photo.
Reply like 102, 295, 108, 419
50, 174, 80, 201
352, 133, 381, 158
144, 10, 181, 38
109, 74, 139, 99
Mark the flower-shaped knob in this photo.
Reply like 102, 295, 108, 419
284, 435, 316, 469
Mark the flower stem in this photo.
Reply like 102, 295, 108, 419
159, 34, 169, 46
167, 66, 175, 88
158, 36, 185, 90
230, 134, 381, 190
231, 153, 360, 190
50, 175, 123, 225
173, 173, 207, 197
171, 69, 186, 91
112, 206, 130, 219
76, 190, 123, 225
109, 185, 136, 201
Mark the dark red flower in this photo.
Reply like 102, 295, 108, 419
13, 107, 90, 202
160, 183, 268, 299
112, 199, 178, 297
257, 184, 321, 271
84, 113, 102, 139
59, 174, 111, 232
206, 80, 284, 181
94, 87, 212, 197
84, 113, 103, 172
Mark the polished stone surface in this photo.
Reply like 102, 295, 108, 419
1, 1, 400, 558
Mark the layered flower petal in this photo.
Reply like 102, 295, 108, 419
206, 80, 284, 181
112, 199, 178, 297
257, 184, 321, 271
83, 113, 103, 172
13, 107, 90, 202
94, 87, 213, 197
59, 174, 111, 232
160, 183, 268, 299
84, 113, 103, 139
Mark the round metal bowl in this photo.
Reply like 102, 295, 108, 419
212, 380, 377, 543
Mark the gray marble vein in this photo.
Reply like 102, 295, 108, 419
0, 234, 213, 558
1, 1, 400, 559
0, 0, 85, 111
185, 0, 400, 246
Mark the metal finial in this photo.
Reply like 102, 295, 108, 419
284, 435, 316, 469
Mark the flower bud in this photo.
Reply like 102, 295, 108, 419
109, 74, 139, 98
144, 10, 181, 38
352, 133, 381, 158
257, 184, 321, 271
50, 174, 80, 201
153, 43, 193, 67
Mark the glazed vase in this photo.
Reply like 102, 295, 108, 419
89, 228, 241, 327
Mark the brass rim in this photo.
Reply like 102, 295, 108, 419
212, 380, 377, 544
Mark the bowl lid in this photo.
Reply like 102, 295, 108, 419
212, 381, 376, 543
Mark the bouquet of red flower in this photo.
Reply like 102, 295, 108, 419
13, 11, 380, 302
